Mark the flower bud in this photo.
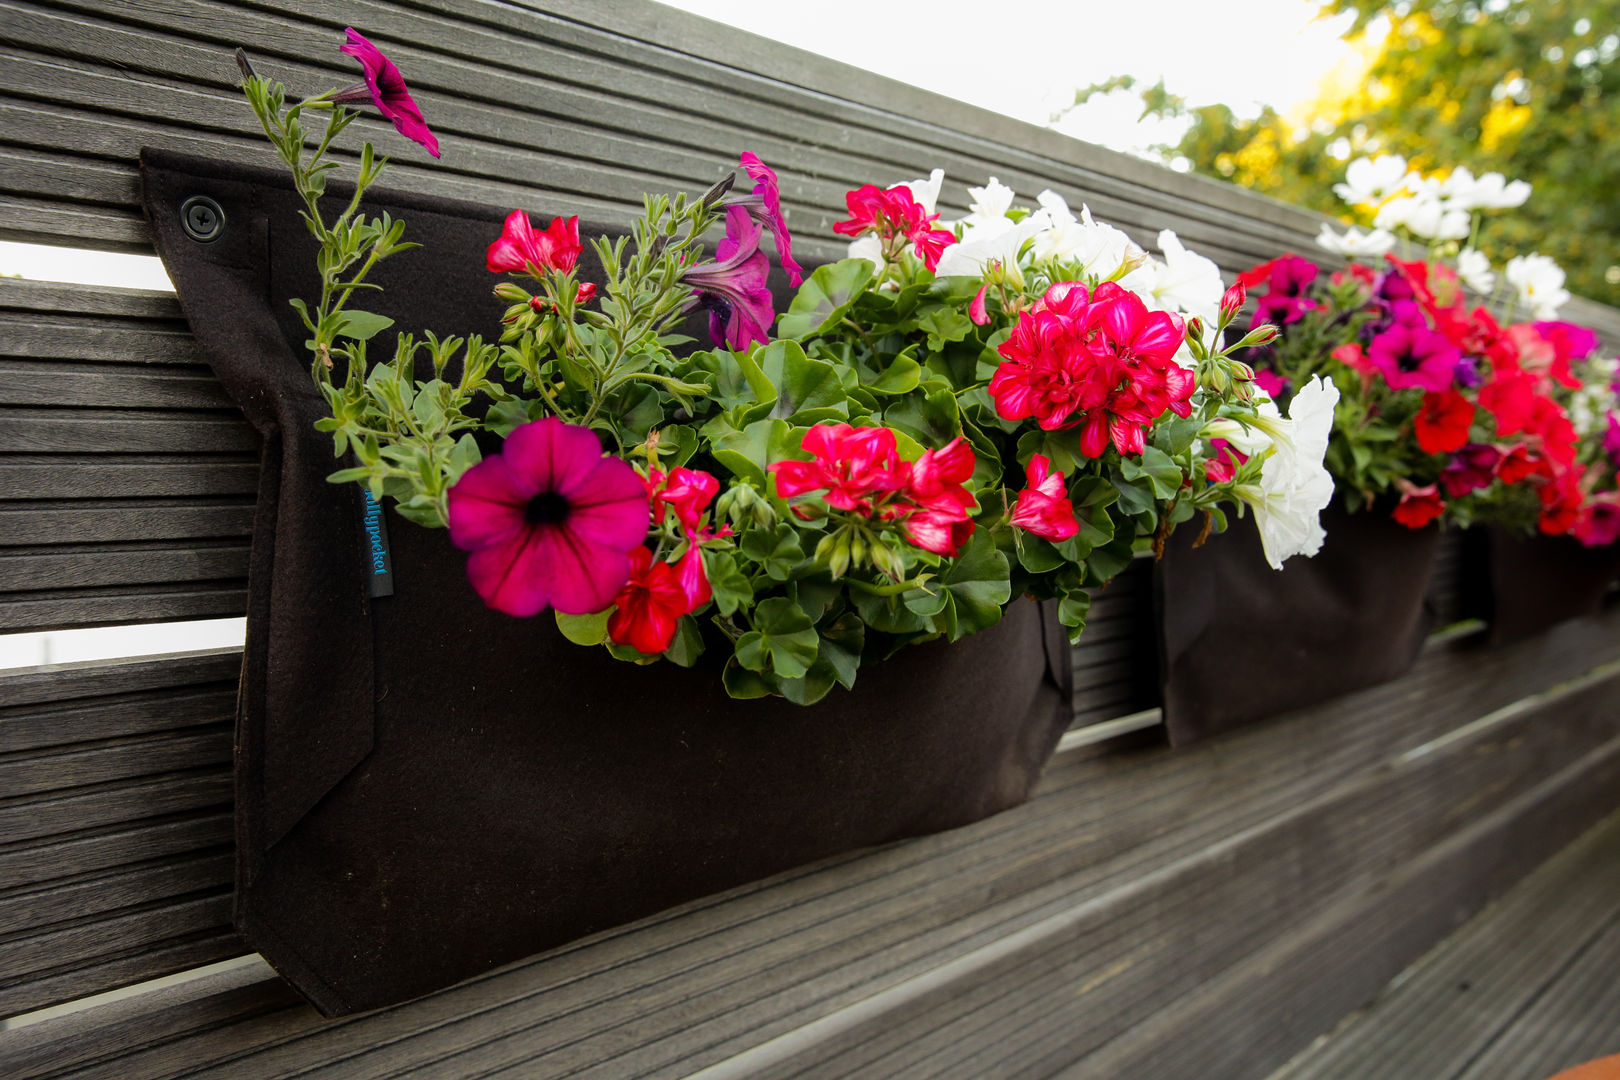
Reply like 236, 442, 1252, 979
493, 282, 530, 303
1229, 361, 1255, 383
1219, 281, 1246, 323
1186, 316, 1206, 344
701, 172, 737, 209
1235, 323, 1280, 350
235, 48, 259, 84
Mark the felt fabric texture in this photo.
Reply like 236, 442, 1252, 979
1484, 528, 1620, 646
139, 149, 1075, 1017
1153, 501, 1441, 745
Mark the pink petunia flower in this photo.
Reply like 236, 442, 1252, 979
487, 210, 582, 276
446, 419, 649, 616
735, 153, 804, 287
1009, 454, 1079, 541
1367, 323, 1461, 393
334, 29, 440, 157
682, 206, 776, 351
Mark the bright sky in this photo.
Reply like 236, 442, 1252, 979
656, 0, 1360, 159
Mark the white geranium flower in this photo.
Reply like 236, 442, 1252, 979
897, 168, 945, 215
1239, 375, 1341, 570
1316, 223, 1397, 258
1456, 248, 1496, 294
1469, 172, 1532, 210
1031, 191, 1137, 279
1332, 154, 1410, 207
932, 213, 1046, 281
961, 176, 1017, 231
1505, 253, 1571, 318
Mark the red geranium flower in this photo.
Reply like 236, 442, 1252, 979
1392, 483, 1446, 529
1414, 389, 1476, 454
832, 183, 956, 272
608, 546, 689, 654
487, 210, 582, 276
771, 423, 907, 512
1009, 454, 1079, 541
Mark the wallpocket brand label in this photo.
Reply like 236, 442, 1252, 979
358, 486, 395, 598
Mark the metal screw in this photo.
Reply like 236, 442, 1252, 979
180, 195, 225, 243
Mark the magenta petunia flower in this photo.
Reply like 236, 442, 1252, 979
682, 206, 776, 351
334, 28, 440, 158
1367, 322, 1460, 393
735, 153, 804, 287
446, 419, 650, 616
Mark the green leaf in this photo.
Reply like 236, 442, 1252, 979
778, 259, 874, 339
554, 608, 611, 646
864, 353, 923, 395
1119, 446, 1185, 500
756, 340, 848, 423
740, 524, 805, 582
709, 417, 794, 489
661, 615, 705, 667
735, 597, 819, 678
334, 310, 395, 342
915, 305, 976, 352
883, 384, 961, 449
722, 657, 777, 699
1058, 589, 1092, 644
705, 552, 755, 616
939, 530, 1011, 641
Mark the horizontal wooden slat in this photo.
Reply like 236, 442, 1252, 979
0, 410, 256, 454
0, 543, 250, 596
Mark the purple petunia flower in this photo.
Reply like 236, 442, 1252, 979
1453, 354, 1484, 389
1440, 443, 1502, 498
1606, 412, 1620, 467
1367, 322, 1461, 393
682, 206, 776, 351
446, 419, 649, 616
734, 152, 804, 287
333, 28, 440, 158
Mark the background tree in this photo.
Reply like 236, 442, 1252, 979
1066, 0, 1620, 305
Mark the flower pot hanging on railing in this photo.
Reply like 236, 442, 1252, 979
1481, 527, 1620, 645
139, 32, 1330, 1015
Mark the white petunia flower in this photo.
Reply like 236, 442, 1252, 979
1505, 253, 1571, 318
1316, 223, 1397, 258
1456, 248, 1496, 294
1469, 172, 1532, 210
847, 234, 884, 266
1332, 154, 1410, 207
961, 176, 1017, 231
897, 169, 945, 216
1143, 230, 1225, 324
932, 213, 1046, 280
1239, 376, 1341, 570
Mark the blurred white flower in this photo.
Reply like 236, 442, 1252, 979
961, 176, 1016, 231
1456, 248, 1496, 294
1316, 223, 1397, 258
1469, 172, 1532, 210
1239, 375, 1341, 570
1438, 166, 1480, 208
1376, 194, 1468, 240
847, 234, 883, 265
1333, 154, 1410, 207
897, 169, 945, 216
1505, 253, 1571, 318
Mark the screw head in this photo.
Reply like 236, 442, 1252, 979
180, 195, 225, 243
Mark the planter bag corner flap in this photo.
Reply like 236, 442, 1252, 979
138, 149, 1075, 1016
1154, 502, 1443, 745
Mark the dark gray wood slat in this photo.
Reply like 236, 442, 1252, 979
0, 647, 241, 710
0, 317, 200, 368
0, 585, 248, 634
1454, 917, 1620, 1080
0, 278, 181, 321
0, 364, 236, 410
0, 772, 233, 846
0, 457, 259, 501
714, 668, 1620, 1080
0, 410, 256, 454
0, 892, 232, 985
0, 729, 233, 798
0, 925, 244, 1021
0, 810, 233, 891
1269, 813, 1620, 1080
0, 193, 150, 252
0, 543, 251, 595
93, 620, 1620, 1080
1055, 742, 1620, 1080
0, 684, 234, 753
0, 501, 254, 547
0, 850, 233, 936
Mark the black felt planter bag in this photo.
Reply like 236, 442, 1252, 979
1153, 500, 1442, 745
1482, 528, 1620, 646
140, 150, 1074, 1016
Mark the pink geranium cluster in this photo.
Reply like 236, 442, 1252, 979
831, 184, 957, 272
989, 281, 1193, 458
770, 424, 979, 557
